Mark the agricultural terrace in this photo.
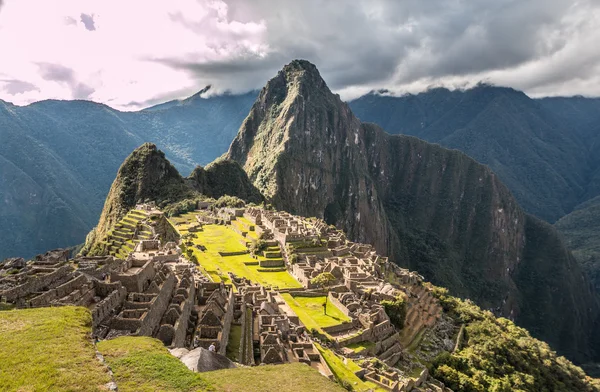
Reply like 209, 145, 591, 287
280, 293, 351, 336
170, 212, 301, 289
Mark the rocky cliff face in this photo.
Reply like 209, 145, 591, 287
227, 60, 600, 363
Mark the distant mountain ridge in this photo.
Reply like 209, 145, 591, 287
226, 60, 600, 363
349, 86, 598, 223
0, 91, 256, 260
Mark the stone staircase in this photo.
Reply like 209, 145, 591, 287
102, 210, 153, 259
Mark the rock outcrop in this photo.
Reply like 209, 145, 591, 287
226, 59, 600, 363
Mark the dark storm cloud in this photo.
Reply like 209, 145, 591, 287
37, 63, 95, 99
0, 79, 39, 95
80, 13, 96, 31
161, 0, 600, 97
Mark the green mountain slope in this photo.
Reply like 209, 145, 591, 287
227, 60, 600, 363
556, 196, 600, 294
81, 143, 261, 255
0, 91, 256, 260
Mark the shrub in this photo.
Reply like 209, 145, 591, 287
381, 293, 407, 329
215, 195, 245, 208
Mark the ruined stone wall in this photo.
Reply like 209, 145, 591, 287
218, 289, 235, 356
137, 272, 176, 336
328, 292, 352, 317
171, 281, 196, 347
92, 286, 127, 327
259, 259, 284, 268
322, 321, 357, 335
111, 261, 155, 293
28, 274, 88, 307
2, 265, 73, 302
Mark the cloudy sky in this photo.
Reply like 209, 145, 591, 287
0, 0, 599, 110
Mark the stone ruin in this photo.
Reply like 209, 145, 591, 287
1, 204, 453, 391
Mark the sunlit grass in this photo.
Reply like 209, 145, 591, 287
98, 336, 212, 392
0, 306, 111, 391
315, 343, 386, 392
203, 362, 345, 392
281, 294, 351, 334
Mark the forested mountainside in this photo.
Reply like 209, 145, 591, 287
556, 196, 600, 294
0, 91, 255, 260
349, 87, 600, 223
227, 60, 600, 363
81, 143, 262, 256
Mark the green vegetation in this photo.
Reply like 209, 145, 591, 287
281, 294, 351, 335
164, 197, 212, 217
226, 324, 242, 362
98, 336, 212, 392
99, 336, 343, 392
0, 306, 111, 391
202, 362, 345, 392
380, 293, 407, 329
225, 59, 600, 364
315, 343, 385, 392
214, 195, 245, 208
311, 272, 337, 314
430, 287, 600, 392
87, 209, 151, 257
555, 196, 600, 294
345, 341, 375, 354
174, 218, 301, 288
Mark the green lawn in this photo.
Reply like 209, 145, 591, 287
98, 337, 212, 392
174, 220, 301, 289
0, 306, 112, 391
345, 341, 375, 354
281, 294, 351, 334
99, 336, 344, 392
315, 344, 386, 392
202, 363, 345, 392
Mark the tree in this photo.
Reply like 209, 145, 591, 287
311, 272, 336, 314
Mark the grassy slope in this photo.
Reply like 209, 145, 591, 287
99, 336, 344, 392
202, 363, 345, 392
0, 306, 111, 392
98, 337, 212, 392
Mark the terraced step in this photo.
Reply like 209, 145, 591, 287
129, 210, 148, 218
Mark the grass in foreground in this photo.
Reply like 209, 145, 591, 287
202, 362, 346, 392
99, 336, 344, 392
98, 336, 213, 392
281, 294, 351, 333
0, 306, 111, 392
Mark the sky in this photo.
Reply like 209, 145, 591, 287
1, 0, 599, 110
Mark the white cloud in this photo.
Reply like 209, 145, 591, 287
0, 0, 599, 110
